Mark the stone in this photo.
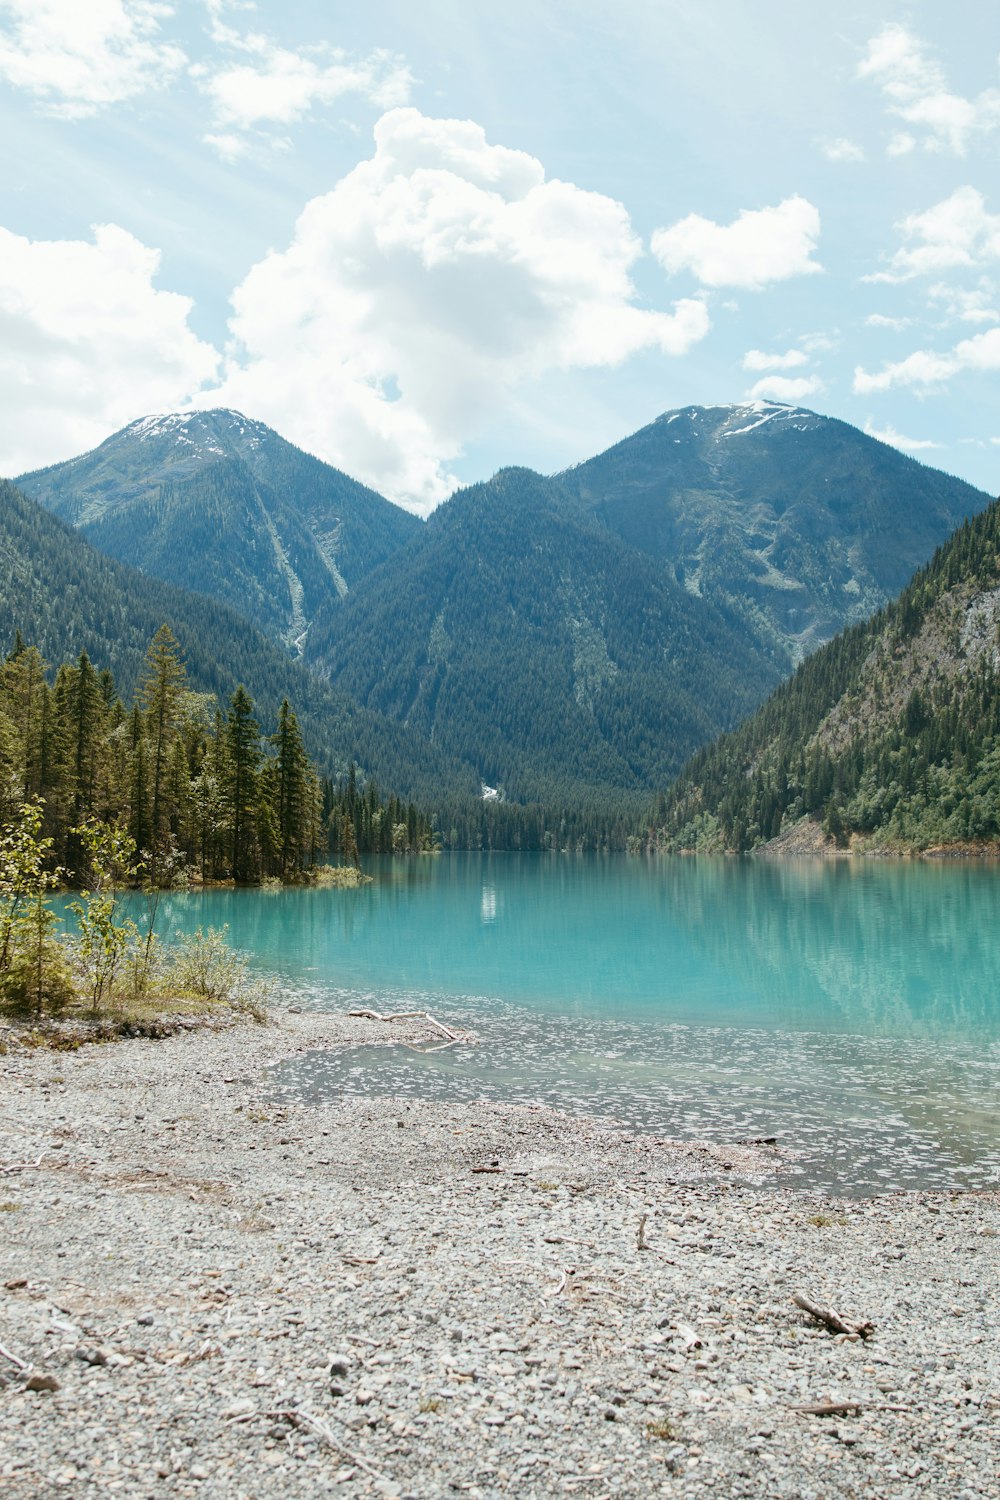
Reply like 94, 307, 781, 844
74, 1346, 108, 1366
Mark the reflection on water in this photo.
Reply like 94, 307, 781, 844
87, 854, 1000, 1192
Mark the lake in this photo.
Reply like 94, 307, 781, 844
129, 855, 999, 1195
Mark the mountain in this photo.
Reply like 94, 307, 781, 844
560, 401, 990, 667
653, 492, 1000, 853
304, 467, 787, 804
16, 410, 421, 653
14, 401, 992, 816
0, 478, 475, 803
301, 407, 990, 806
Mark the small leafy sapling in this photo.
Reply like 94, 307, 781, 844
69, 821, 141, 1014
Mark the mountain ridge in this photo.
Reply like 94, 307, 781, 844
0, 476, 476, 804
17, 410, 421, 654
13, 401, 995, 813
559, 399, 990, 667
652, 493, 1000, 854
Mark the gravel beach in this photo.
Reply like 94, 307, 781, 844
1, 1008, 997, 1499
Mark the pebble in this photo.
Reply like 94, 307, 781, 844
0, 1008, 997, 1500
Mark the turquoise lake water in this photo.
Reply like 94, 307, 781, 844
121, 855, 999, 1194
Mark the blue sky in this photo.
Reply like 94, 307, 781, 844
2, 0, 999, 511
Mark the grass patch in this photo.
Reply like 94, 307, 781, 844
646, 1417, 679, 1441
807, 1213, 850, 1228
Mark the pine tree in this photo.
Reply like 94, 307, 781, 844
139, 626, 187, 882
272, 699, 310, 878
225, 686, 262, 883
64, 652, 107, 882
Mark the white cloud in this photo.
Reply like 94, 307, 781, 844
863, 420, 941, 452
821, 137, 865, 163
196, 5, 411, 154
744, 374, 823, 404
927, 279, 998, 325
742, 348, 808, 372
858, 23, 1000, 156
202, 130, 248, 163
866, 187, 1000, 284
800, 330, 839, 353
854, 326, 1000, 394
203, 46, 411, 129
0, 223, 219, 475
0, 0, 185, 118
651, 196, 822, 290
886, 132, 917, 158
865, 313, 911, 331
204, 108, 709, 512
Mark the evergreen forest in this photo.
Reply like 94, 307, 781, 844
652, 495, 1000, 853
0, 626, 435, 887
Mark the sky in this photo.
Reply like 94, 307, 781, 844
1, 0, 999, 514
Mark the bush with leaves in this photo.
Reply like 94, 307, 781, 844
69, 821, 141, 1015
0, 802, 72, 1016
162, 925, 267, 1020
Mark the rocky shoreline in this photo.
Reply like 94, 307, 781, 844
1, 1009, 997, 1499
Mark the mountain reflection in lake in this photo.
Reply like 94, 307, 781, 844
98, 855, 999, 1193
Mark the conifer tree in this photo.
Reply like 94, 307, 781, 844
225, 685, 262, 883
139, 626, 187, 882
272, 698, 311, 877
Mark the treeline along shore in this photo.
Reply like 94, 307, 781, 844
0, 624, 436, 890
0, 623, 434, 1026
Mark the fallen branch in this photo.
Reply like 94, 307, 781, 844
792, 1292, 875, 1340
791, 1399, 912, 1416
0, 1151, 49, 1176
268, 1407, 384, 1481
544, 1269, 567, 1299
675, 1323, 704, 1352
791, 1400, 864, 1417
637, 1213, 649, 1251
0, 1340, 30, 1372
348, 1008, 458, 1042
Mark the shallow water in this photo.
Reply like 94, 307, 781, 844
117, 854, 1000, 1193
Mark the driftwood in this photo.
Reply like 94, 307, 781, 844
347, 1008, 459, 1042
791, 1400, 864, 1417
0, 1341, 29, 1372
0, 1151, 49, 1175
637, 1213, 649, 1251
791, 1399, 911, 1416
792, 1292, 875, 1340
267, 1407, 384, 1481
675, 1322, 704, 1352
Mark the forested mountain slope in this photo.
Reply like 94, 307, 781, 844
561, 402, 990, 667
305, 467, 786, 804
16, 410, 420, 653
653, 492, 1000, 853
0, 479, 476, 802
14, 402, 991, 819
